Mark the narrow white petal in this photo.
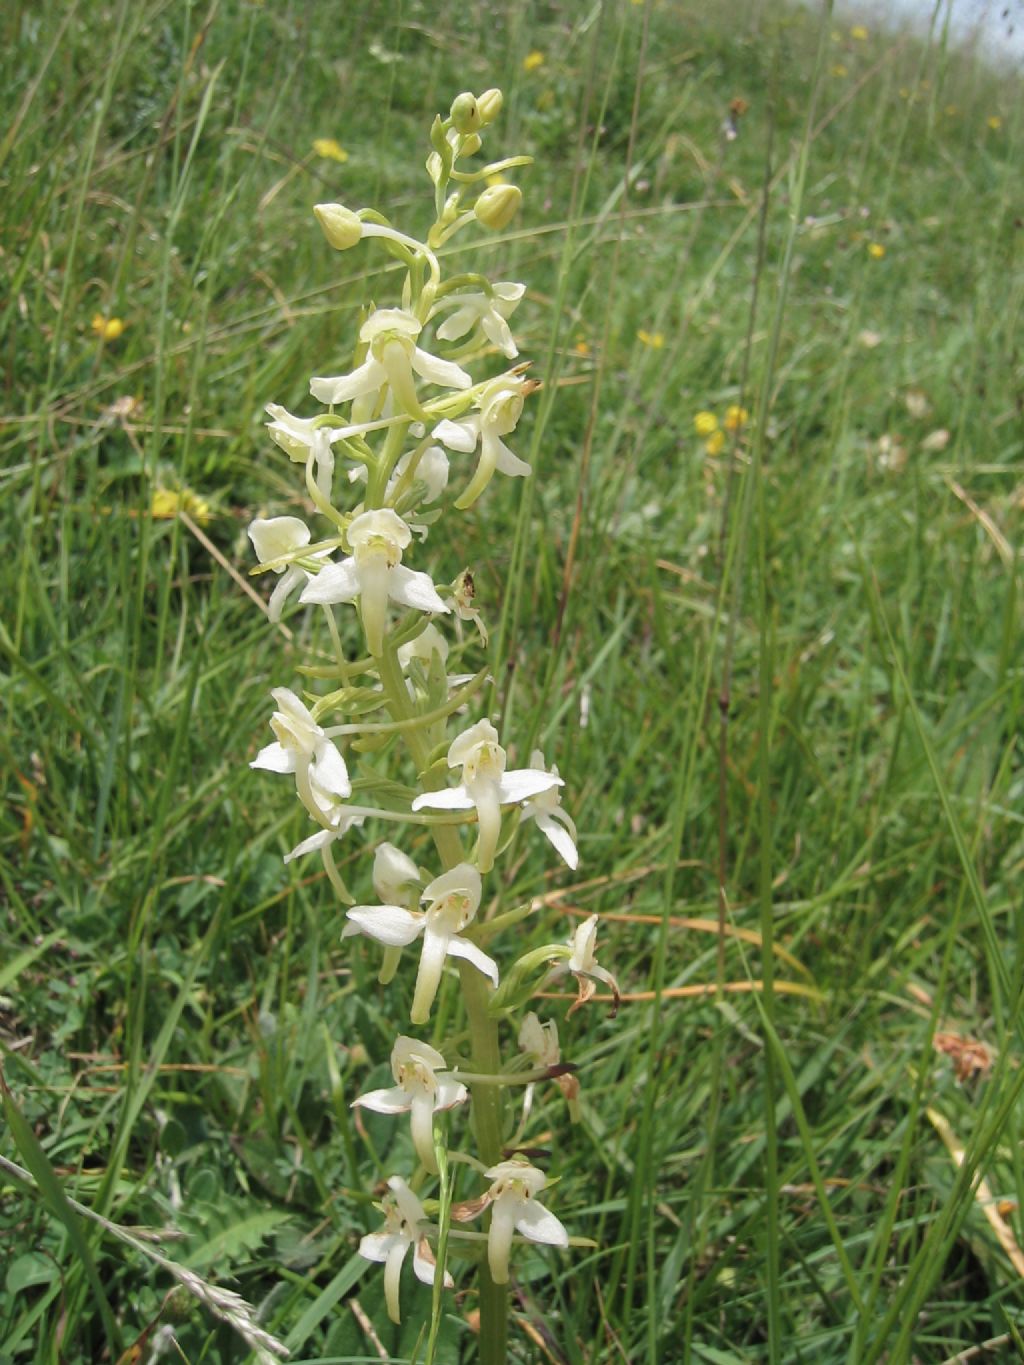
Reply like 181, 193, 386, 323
411, 347, 472, 390
389, 564, 450, 615
491, 434, 531, 477
358, 1229, 401, 1265
352, 1086, 411, 1115
435, 304, 477, 342
412, 1240, 454, 1289
250, 742, 296, 774
383, 1240, 408, 1324
487, 1202, 517, 1285
346, 905, 425, 947
310, 357, 383, 405
411, 928, 450, 1024
446, 936, 499, 987
498, 770, 562, 804
312, 741, 351, 798
515, 1200, 569, 1247
267, 567, 305, 622
434, 1078, 469, 1110
409, 1092, 438, 1172
299, 558, 360, 605
536, 813, 579, 870
481, 313, 518, 359
432, 418, 479, 453
411, 786, 475, 812
284, 828, 338, 862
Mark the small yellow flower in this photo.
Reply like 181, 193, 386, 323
704, 430, 725, 456
694, 411, 718, 437
868, 242, 886, 259
151, 487, 212, 526
636, 329, 664, 349
831, 63, 848, 78
850, 24, 869, 41
574, 338, 591, 356
723, 404, 749, 432
313, 137, 349, 163
987, 115, 1002, 131
92, 313, 126, 342
523, 50, 545, 72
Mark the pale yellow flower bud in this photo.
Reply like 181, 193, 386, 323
477, 88, 503, 125
474, 183, 522, 231
313, 203, 363, 250
450, 91, 482, 134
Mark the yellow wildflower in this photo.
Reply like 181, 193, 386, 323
523, 51, 544, 72
704, 430, 725, 456
944, 104, 958, 117
313, 137, 349, 163
723, 404, 749, 432
850, 24, 869, 41
92, 314, 126, 342
636, 329, 664, 349
574, 338, 591, 356
151, 487, 212, 526
831, 64, 848, 79
868, 242, 886, 260
694, 411, 718, 437
987, 115, 1002, 131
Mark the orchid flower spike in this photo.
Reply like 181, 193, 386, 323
411, 719, 559, 872
344, 862, 498, 1024
358, 1176, 453, 1324
299, 508, 449, 656
310, 307, 471, 421
250, 688, 350, 824
352, 1036, 467, 1173
455, 1160, 568, 1285
520, 750, 579, 869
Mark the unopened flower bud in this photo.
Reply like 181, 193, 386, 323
314, 203, 363, 250
477, 88, 503, 126
461, 132, 482, 156
450, 92, 482, 135
474, 183, 522, 232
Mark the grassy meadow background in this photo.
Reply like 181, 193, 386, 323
2, 0, 1023, 1360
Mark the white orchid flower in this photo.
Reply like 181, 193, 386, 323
397, 623, 449, 671
411, 720, 559, 873
549, 914, 621, 1016
299, 508, 449, 656
432, 282, 526, 359
457, 1160, 568, 1286
344, 862, 498, 1024
433, 373, 532, 508
519, 1012, 581, 1120
352, 1036, 467, 1173
520, 750, 579, 870
248, 515, 328, 622
265, 404, 346, 497
340, 841, 421, 982
358, 1175, 453, 1324
250, 688, 350, 823
310, 308, 471, 420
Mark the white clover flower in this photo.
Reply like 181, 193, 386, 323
310, 308, 471, 420
432, 282, 526, 359
299, 508, 449, 656
344, 862, 498, 1024
550, 914, 621, 1016
358, 1175, 453, 1324
457, 1160, 568, 1285
248, 515, 328, 622
411, 720, 559, 873
352, 1036, 467, 1173
250, 688, 350, 823
433, 373, 532, 508
520, 750, 578, 870
265, 404, 346, 497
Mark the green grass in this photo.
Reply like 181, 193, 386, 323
2, 0, 1023, 1361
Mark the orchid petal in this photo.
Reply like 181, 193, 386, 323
346, 904, 425, 947
299, 558, 360, 605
